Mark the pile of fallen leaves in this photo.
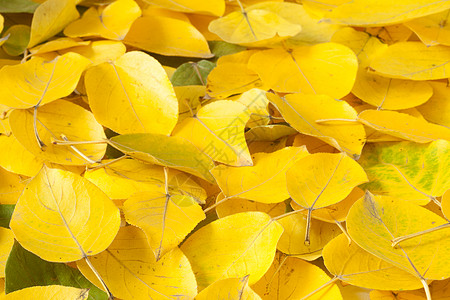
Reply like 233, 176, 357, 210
0, 0, 449, 299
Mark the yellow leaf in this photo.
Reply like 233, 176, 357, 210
109, 133, 215, 182
142, 0, 225, 16
10, 166, 120, 262
252, 253, 343, 300
323, 234, 423, 290
0, 53, 90, 109
287, 152, 368, 211
124, 15, 213, 58
85, 51, 178, 135
124, 190, 206, 260
181, 212, 283, 290
174, 85, 205, 123
0, 228, 14, 277
246, 124, 297, 143
64, 0, 141, 40
248, 43, 357, 98
29, 37, 90, 55
442, 189, 450, 219
359, 140, 450, 204
301, 0, 350, 18
405, 10, 450, 46
292, 133, 339, 154
417, 81, 450, 127
172, 100, 252, 166
323, 0, 450, 26
215, 192, 286, 218
332, 27, 433, 110
370, 42, 450, 80
211, 147, 309, 203
365, 24, 413, 44
85, 158, 206, 202
236, 88, 270, 127
0, 167, 25, 204
277, 213, 340, 261
10, 100, 107, 166
370, 278, 450, 299
1, 285, 89, 300
268, 93, 366, 157
347, 192, 450, 280
196, 276, 262, 300
358, 110, 450, 143
206, 50, 267, 99
77, 226, 197, 299
60, 40, 127, 66
208, 2, 302, 46
28, 0, 79, 47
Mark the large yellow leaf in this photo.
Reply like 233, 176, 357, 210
109, 133, 215, 182
77, 226, 197, 299
247, 43, 357, 98
359, 140, 450, 204
206, 50, 267, 99
181, 212, 283, 290
123, 189, 205, 260
208, 2, 302, 46
417, 81, 450, 127
28, 0, 79, 47
124, 15, 213, 58
323, 234, 423, 290
323, 0, 450, 26
235, 88, 270, 128
9, 100, 107, 166
358, 110, 450, 143
64, 0, 141, 40
84, 158, 206, 201
0, 53, 89, 109
277, 213, 340, 261
60, 40, 127, 66
347, 193, 450, 280
332, 28, 433, 110
29, 37, 90, 55
196, 276, 261, 300
10, 166, 120, 262
370, 42, 450, 80
172, 100, 252, 166
0, 228, 14, 277
85, 51, 178, 135
211, 147, 309, 203
252, 253, 343, 300
405, 10, 450, 46
268, 93, 366, 158
142, 0, 225, 16
2, 285, 89, 300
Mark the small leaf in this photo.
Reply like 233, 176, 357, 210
110, 133, 215, 182
5, 242, 107, 300
0, 53, 90, 109
171, 60, 216, 86
77, 226, 197, 299
28, 0, 79, 48
10, 166, 120, 262
181, 212, 283, 290
86, 51, 178, 135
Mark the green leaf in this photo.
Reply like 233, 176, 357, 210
208, 41, 246, 58
0, 204, 14, 228
0, 0, 39, 13
171, 60, 216, 86
5, 241, 107, 300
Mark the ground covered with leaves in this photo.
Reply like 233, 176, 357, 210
0, 0, 449, 299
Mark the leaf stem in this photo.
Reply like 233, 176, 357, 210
84, 256, 114, 300
300, 276, 339, 300
421, 278, 432, 300
334, 220, 352, 245
391, 223, 450, 248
